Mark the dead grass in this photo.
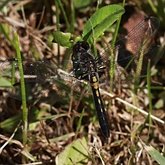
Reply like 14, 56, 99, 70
0, 0, 165, 164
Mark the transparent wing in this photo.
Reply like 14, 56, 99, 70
118, 16, 159, 54
96, 16, 160, 76
0, 59, 74, 83
0, 17, 161, 100
0, 58, 80, 104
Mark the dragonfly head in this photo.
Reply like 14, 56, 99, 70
73, 41, 90, 53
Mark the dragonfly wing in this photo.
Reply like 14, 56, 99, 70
119, 16, 159, 55
0, 59, 76, 102
115, 16, 160, 73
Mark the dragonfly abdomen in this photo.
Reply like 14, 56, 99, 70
89, 73, 109, 138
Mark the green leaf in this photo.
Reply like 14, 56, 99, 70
144, 145, 165, 165
52, 31, 72, 47
0, 77, 12, 87
0, 0, 15, 11
0, 114, 21, 132
82, 4, 125, 43
73, 0, 92, 8
56, 137, 88, 165
155, 99, 164, 109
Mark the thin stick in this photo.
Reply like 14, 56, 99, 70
58, 69, 165, 125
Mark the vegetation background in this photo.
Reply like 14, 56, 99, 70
0, 0, 165, 164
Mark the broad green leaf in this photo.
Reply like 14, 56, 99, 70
56, 137, 88, 165
0, 114, 21, 132
144, 145, 165, 165
52, 31, 72, 47
82, 4, 125, 43
0, 77, 12, 87
73, 0, 93, 8
0, 109, 41, 132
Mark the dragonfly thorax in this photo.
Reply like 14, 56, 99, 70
72, 41, 99, 80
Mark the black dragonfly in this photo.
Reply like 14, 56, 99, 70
71, 16, 160, 138
72, 41, 110, 138
0, 16, 161, 138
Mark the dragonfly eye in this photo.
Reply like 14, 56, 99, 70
73, 41, 90, 53
80, 41, 90, 50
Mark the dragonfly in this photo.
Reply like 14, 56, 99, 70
0, 16, 160, 138
72, 41, 110, 138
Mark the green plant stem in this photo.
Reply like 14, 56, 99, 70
13, 31, 28, 148
147, 60, 152, 133
134, 41, 146, 94
109, 0, 125, 92
70, 0, 75, 33
147, 0, 157, 14
54, 0, 60, 64
111, 0, 125, 47
56, 0, 70, 31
